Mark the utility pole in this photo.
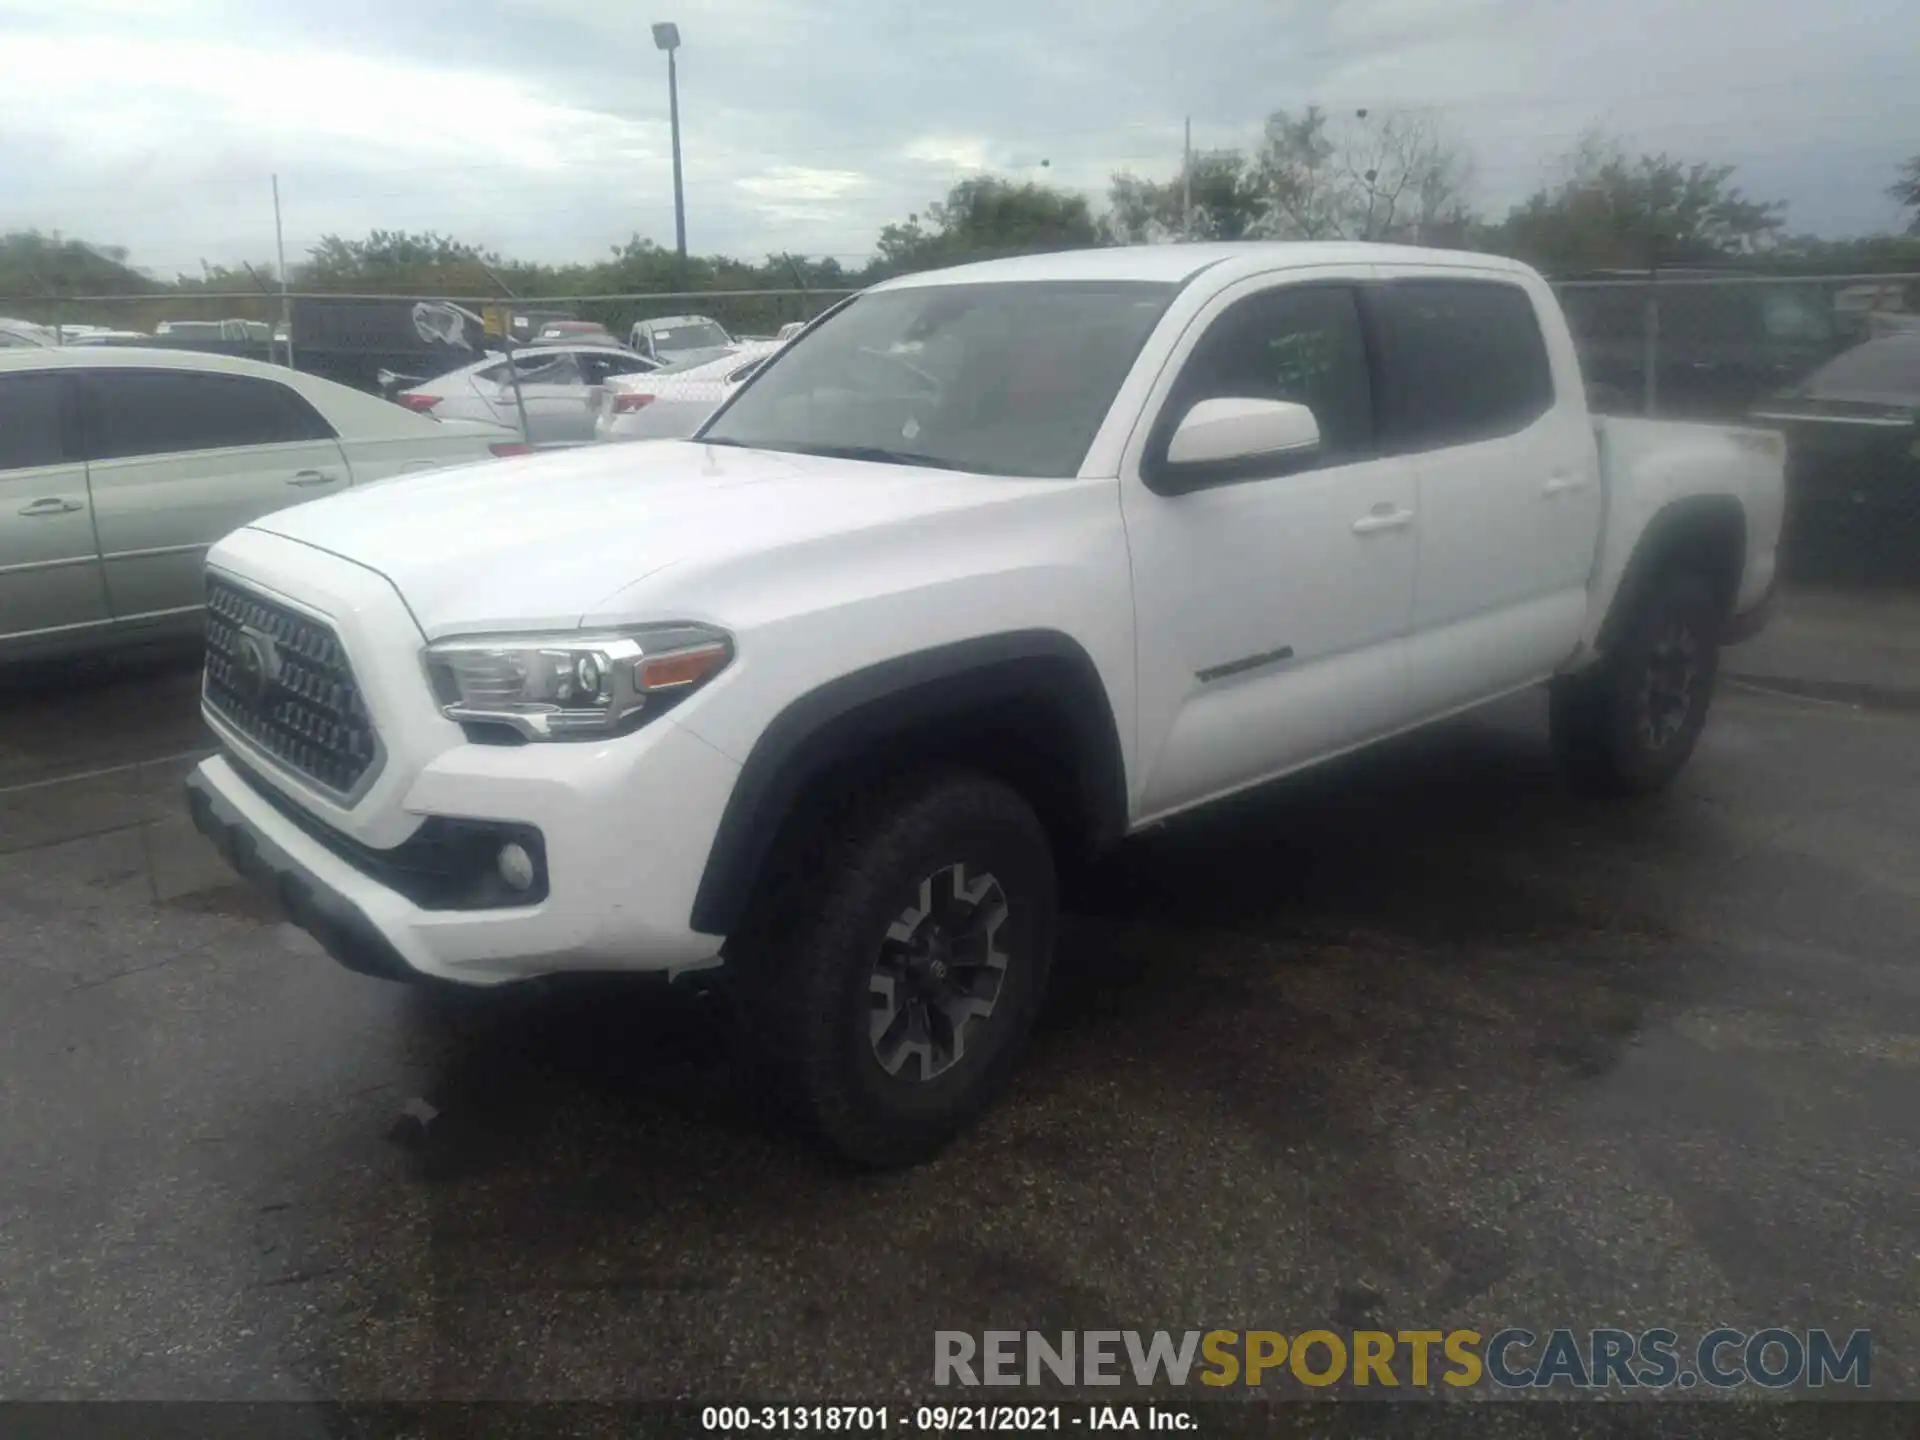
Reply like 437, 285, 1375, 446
653, 23, 687, 264
272, 174, 294, 368
1182, 116, 1193, 241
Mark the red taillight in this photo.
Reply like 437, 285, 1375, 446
489, 441, 533, 457
611, 392, 656, 414
399, 393, 441, 413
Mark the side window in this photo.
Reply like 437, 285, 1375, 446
578, 353, 656, 384
1760, 288, 1833, 344
86, 370, 334, 460
1373, 280, 1555, 450
510, 352, 583, 387
0, 372, 67, 471
1160, 284, 1374, 464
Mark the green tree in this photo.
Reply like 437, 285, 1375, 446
0, 230, 154, 299
296, 230, 505, 292
874, 177, 1101, 274
1492, 134, 1786, 271
1105, 151, 1264, 243
1891, 155, 1920, 235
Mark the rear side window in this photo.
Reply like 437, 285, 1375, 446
85, 369, 335, 461
1373, 280, 1555, 449
0, 372, 66, 470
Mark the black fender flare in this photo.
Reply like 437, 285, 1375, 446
689, 630, 1128, 937
1595, 494, 1747, 655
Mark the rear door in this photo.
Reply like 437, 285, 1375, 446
477, 350, 593, 446
80, 367, 349, 623
0, 369, 111, 649
1370, 274, 1601, 717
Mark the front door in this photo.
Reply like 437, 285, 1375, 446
0, 369, 110, 650
1122, 273, 1420, 820
80, 367, 349, 623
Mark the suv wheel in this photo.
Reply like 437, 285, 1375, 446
1551, 571, 1721, 796
740, 770, 1057, 1168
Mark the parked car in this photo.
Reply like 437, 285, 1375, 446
1752, 333, 1920, 583
0, 347, 524, 662
1560, 276, 1847, 419
400, 344, 661, 448
594, 341, 781, 442
156, 319, 272, 343
627, 314, 735, 367
534, 320, 617, 345
66, 329, 154, 346
0, 321, 53, 349
184, 242, 1782, 1166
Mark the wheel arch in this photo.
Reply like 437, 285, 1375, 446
1596, 494, 1747, 656
689, 629, 1129, 938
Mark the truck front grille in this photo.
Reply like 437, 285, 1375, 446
203, 578, 379, 798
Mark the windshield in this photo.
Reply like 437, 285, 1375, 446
701, 280, 1176, 477
651, 321, 730, 352
1802, 337, 1920, 400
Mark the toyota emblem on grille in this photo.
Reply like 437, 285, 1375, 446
233, 627, 284, 706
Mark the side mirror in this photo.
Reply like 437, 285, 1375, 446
1163, 398, 1321, 484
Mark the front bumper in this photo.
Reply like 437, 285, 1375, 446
186, 766, 416, 982
192, 527, 744, 987
185, 713, 743, 987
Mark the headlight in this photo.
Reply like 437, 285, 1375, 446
423, 623, 732, 740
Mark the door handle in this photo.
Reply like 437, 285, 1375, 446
1543, 472, 1591, 496
18, 497, 83, 517
1351, 504, 1415, 535
286, 470, 337, 487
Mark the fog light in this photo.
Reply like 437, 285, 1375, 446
497, 842, 537, 893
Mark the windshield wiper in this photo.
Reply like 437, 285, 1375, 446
766, 442, 968, 471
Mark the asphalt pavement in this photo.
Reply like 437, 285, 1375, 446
1, 625, 1916, 1404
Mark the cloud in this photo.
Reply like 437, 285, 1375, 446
0, 0, 1912, 273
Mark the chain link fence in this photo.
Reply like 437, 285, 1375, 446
1554, 272, 1920, 588
9, 270, 1918, 587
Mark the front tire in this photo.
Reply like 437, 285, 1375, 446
1551, 572, 1722, 796
739, 770, 1057, 1168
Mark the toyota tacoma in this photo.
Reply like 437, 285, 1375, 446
185, 243, 1784, 1165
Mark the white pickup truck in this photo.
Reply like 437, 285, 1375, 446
185, 243, 1783, 1165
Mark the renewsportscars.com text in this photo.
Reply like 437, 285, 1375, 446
934, 1328, 1872, 1391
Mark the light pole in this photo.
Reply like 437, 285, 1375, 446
652, 21, 687, 263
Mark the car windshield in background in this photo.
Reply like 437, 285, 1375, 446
700, 280, 1177, 477
1799, 336, 1920, 402
653, 322, 729, 352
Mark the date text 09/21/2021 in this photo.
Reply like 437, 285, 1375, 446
700, 1406, 1191, 1432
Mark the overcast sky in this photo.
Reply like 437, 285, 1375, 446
2, 0, 1914, 278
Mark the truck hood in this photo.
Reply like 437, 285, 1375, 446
246, 441, 1064, 637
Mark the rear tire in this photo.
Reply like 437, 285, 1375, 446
1551, 572, 1721, 796
736, 769, 1057, 1168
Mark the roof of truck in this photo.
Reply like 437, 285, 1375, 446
873, 242, 1535, 291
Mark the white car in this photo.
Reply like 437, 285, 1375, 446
594, 342, 782, 442
1, 319, 54, 348
626, 314, 736, 367
0, 346, 521, 662
400, 344, 660, 449
186, 243, 1783, 1166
